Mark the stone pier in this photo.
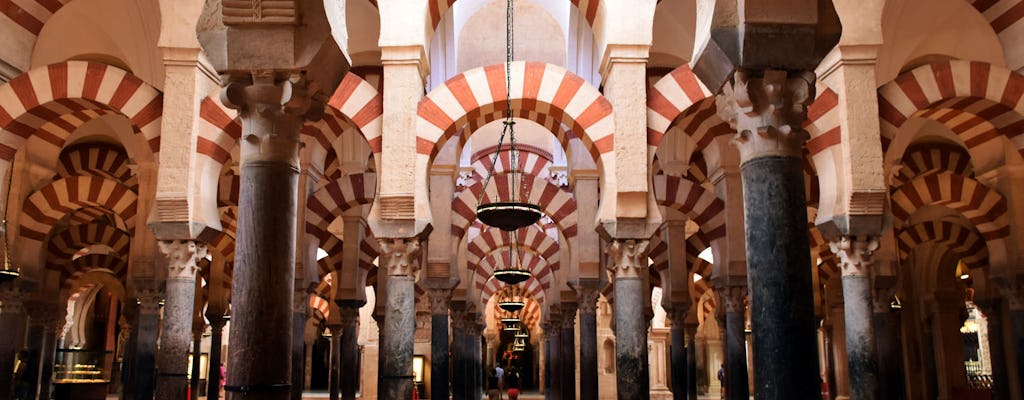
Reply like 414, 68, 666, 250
377, 238, 422, 399
427, 289, 452, 400
155, 240, 206, 400
577, 287, 600, 400
606, 239, 651, 399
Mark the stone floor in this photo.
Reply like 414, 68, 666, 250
106, 391, 728, 399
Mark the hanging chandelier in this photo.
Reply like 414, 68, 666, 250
475, 0, 542, 232
0, 168, 20, 284
492, 236, 532, 285
501, 307, 522, 331
514, 330, 529, 339
498, 285, 527, 312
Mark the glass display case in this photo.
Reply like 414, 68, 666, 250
53, 349, 111, 400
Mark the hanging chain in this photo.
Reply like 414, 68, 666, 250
476, 0, 517, 208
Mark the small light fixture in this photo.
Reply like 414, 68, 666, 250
0, 169, 20, 284
498, 286, 527, 312
412, 355, 425, 383
960, 274, 970, 280
515, 331, 528, 339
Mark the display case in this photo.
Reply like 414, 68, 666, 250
53, 349, 111, 400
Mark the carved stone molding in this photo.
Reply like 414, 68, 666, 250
293, 290, 309, 315
559, 304, 578, 329
605, 239, 650, 279
378, 238, 423, 277
427, 289, 452, 315
136, 288, 164, 315
450, 309, 468, 331
0, 284, 26, 315
829, 236, 880, 277
221, 75, 323, 165
158, 240, 207, 280
667, 302, 692, 327
415, 313, 431, 342
222, 0, 298, 25
716, 69, 816, 163
717, 285, 748, 314
338, 305, 361, 330
576, 287, 601, 315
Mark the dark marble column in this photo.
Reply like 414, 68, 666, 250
38, 313, 60, 400
121, 301, 139, 400
155, 240, 207, 400
543, 322, 553, 400
337, 302, 362, 400
606, 239, 652, 400
0, 284, 27, 400
830, 237, 881, 400
718, 285, 749, 400
470, 318, 484, 400
450, 310, 467, 400
873, 287, 904, 400
685, 323, 699, 400
976, 300, 1008, 400
291, 291, 307, 400
327, 320, 342, 400
577, 287, 600, 400
717, 70, 820, 399
560, 304, 577, 400
222, 77, 317, 400
998, 284, 1024, 398
547, 317, 562, 400
190, 330, 203, 400
206, 314, 227, 400
667, 305, 690, 400
373, 313, 386, 397
23, 310, 45, 400
134, 287, 163, 400
427, 289, 451, 400
377, 238, 423, 400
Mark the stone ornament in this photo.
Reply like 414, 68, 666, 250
158, 240, 208, 280
338, 306, 361, 329
605, 239, 650, 279
666, 302, 692, 327
0, 284, 26, 314
829, 236, 880, 277
718, 285, 748, 314
576, 287, 601, 315
427, 288, 452, 315
136, 288, 165, 315
222, 0, 298, 25
221, 74, 323, 165
378, 238, 423, 277
716, 69, 816, 163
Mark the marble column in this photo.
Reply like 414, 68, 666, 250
38, 309, 61, 400
191, 329, 204, 400
377, 238, 423, 399
578, 287, 600, 400
23, 304, 49, 400
134, 286, 163, 400
543, 322, 554, 400
0, 284, 27, 400
121, 301, 139, 400
427, 289, 451, 400
998, 283, 1024, 398
469, 317, 484, 400
685, 323, 699, 400
337, 301, 362, 400
606, 239, 651, 399
327, 319, 342, 400
976, 300, 1009, 400
206, 312, 227, 400
373, 313, 386, 397
291, 291, 308, 400
155, 240, 207, 400
450, 308, 468, 400
667, 305, 689, 400
222, 76, 318, 400
560, 304, 578, 400
547, 317, 562, 400
718, 285, 749, 400
873, 287, 904, 400
716, 70, 820, 399
829, 237, 881, 400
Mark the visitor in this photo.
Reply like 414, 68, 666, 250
13, 350, 29, 400
718, 363, 726, 399
495, 364, 505, 396
505, 367, 521, 400
487, 367, 501, 400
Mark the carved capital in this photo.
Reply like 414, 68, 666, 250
667, 302, 692, 327
559, 304, 578, 329
872, 284, 897, 314
576, 287, 601, 315
829, 236, 880, 277
221, 75, 323, 165
293, 290, 309, 315
338, 305, 361, 330
605, 239, 650, 279
717, 285, 747, 314
378, 238, 423, 277
716, 69, 816, 163
997, 280, 1024, 311
158, 240, 207, 280
26, 302, 63, 328
136, 288, 164, 315
427, 289, 452, 315
0, 284, 27, 315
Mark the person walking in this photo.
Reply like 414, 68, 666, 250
505, 367, 521, 400
487, 367, 501, 400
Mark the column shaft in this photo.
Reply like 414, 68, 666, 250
0, 300, 25, 399
24, 323, 43, 400
873, 311, 903, 400
671, 326, 686, 400
548, 326, 562, 399
134, 297, 161, 400
841, 274, 878, 400
291, 307, 306, 400
338, 305, 361, 400
614, 277, 651, 399
191, 333, 203, 400
725, 310, 749, 400
451, 324, 465, 399
686, 326, 698, 400
579, 309, 598, 400
207, 322, 225, 400
39, 327, 58, 400
380, 275, 416, 399
1010, 310, 1024, 397
431, 314, 449, 400
560, 311, 576, 400
544, 331, 553, 400
328, 325, 342, 400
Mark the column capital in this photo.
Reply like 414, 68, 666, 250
157, 240, 207, 280
997, 279, 1024, 311
221, 74, 323, 165
378, 237, 423, 277
667, 302, 692, 327
559, 304, 578, 329
716, 285, 748, 314
605, 239, 650, 279
576, 286, 601, 315
25, 302, 63, 328
829, 236, 880, 277
426, 288, 452, 315
136, 287, 164, 315
337, 303, 361, 330
293, 290, 310, 315
716, 69, 816, 163
0, 283, 27, 315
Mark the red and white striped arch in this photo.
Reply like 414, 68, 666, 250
648, 234, 668, 272
57, 143, 137, 188
218, 172, 240, 208
0, 61, 162, 162
305, 173, 376, 241
652, 175, 726, 240
480, 276, 547, 307
897, 220, 990, 269
208, 230, 235, 261
647, 64, 715, 153
467, 226, 559, 267
891, 142, 975, 188
60, 254, 128, 288
451, 173, 577, 238
890, 171, 1009, 239
20, 176, 137, 241
494, 298, 543, 330
878, 61, 1024, 157
473, 249, 556, 290
417, 62, 614, 168
804, 88, 840, 157
46, 223, 130, 269
470, 145, 554, 183
968, 0, 1024, 69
